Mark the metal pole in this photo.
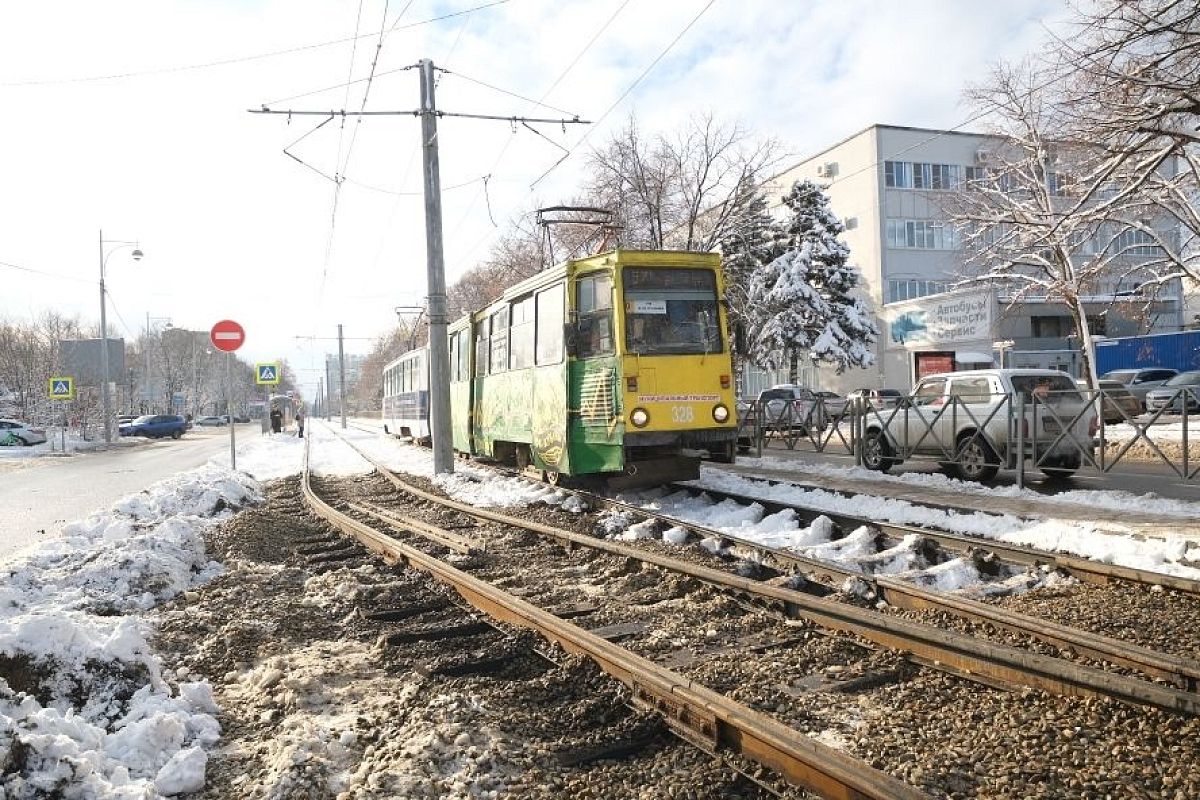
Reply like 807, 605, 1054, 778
420, 58, 453, 474
338, 324, 347, 429
317, 377, 323, 419
227, 351, 237, 471
325, 356, 333, 421
98, 229, 112, 445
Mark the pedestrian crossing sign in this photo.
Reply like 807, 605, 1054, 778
48, 376, 74, 400
255, 363, 281, 385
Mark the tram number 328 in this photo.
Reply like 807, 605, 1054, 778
670, 405, 695, 423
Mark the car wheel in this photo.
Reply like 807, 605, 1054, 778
954, 436, 999, 482
862, 430, 894, 472
1042, 468, 1076, 481
171, 430, 182, 439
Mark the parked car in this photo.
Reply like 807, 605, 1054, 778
1098, 368, 1177, 409
1144, 371, 1200, 413
756, 385, 827, 433
1077, 379, 1142, 424
0, 418, 47, 446
195, 415, 226, 427
814, 390, 849, 419
117, 415, 138, 425
847, 388, 903, 411
119, 414, 189, 439
861, 369, 1096, 482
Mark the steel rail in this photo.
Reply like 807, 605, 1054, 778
302, 449, 928, 799
689, 474, 1200, 598
667, 479, 1200, 597
580, 489, 1200, 692
325, 434, 1200, 717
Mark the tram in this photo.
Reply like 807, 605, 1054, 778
384, 249, 739, 486
381, 348, 430, 443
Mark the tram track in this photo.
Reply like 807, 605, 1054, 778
325, 427, 1200, 715
305, 427, 1200, 796
303, 441, 928, 799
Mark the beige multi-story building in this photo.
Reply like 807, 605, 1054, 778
750, 124, 1184, 394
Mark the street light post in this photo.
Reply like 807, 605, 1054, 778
98, 230, 143, 445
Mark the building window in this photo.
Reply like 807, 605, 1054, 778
884, 160, 912, 188
887, 279, 949, 303
1031, 315, 1072, 338
885, 161, 960, 190
1113, 228, 1159, 257
886, 219, 958, 250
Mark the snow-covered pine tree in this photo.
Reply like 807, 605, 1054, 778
747, 179, 878, 377
717, 180, 780, 344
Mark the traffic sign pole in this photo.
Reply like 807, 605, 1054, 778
227, 352, 236, 471
210, 320, 245, 472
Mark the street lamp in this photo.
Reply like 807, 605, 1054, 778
99, 230, 144, 444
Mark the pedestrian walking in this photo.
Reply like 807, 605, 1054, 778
297, 411, 304, 439
270, 408, 282, 434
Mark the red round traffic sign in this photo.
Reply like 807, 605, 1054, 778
210, 319, 245, 352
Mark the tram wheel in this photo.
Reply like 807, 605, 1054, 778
543, 469, 561, 486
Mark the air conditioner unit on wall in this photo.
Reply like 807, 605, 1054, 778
975, 149, 991, 164
816, 162, 837, 178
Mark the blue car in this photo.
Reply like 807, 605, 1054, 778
119, 414, 189, 439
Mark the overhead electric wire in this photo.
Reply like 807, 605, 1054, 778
1, 0, 513, 88
0, 259, 92, 283
444, 0, 631, 261
437, 68, 581, 118
530, 0, 719, 189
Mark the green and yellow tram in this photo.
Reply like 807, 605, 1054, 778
390, 249, 739, 486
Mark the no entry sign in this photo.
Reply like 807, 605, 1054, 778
210, 319, 245, 352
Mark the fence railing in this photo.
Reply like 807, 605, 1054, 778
735, 387, 1199, 487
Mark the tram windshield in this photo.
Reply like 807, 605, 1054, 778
623, 267, 722, 355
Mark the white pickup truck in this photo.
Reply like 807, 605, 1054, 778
860, 369, 1098, 481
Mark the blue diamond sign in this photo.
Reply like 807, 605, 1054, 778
255, 363, 281, 385
48, 376, 75, 400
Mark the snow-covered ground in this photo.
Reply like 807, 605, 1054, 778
4, 419, 1199, 797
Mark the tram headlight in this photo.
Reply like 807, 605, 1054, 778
712, 404, 730, 423
630, 408, 650, 428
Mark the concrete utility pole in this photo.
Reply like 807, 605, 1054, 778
324, 357, 333, 421
420, 59, 453, 474
338, 323, 347, 430
317, 377, 323, 419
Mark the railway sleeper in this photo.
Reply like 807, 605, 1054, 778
430, 651, 527, 678
385, 620, 494, 645
552, 721, 669, 767
781, 666, 913, 696
362, 599, 453, 621
305, 548, 364, 565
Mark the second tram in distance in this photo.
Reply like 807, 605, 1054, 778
383, 248, 738, 486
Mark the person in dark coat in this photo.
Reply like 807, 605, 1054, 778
297, 412, 304, 438
270, 409, 282, 434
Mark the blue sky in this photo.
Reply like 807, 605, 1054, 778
0, 0, 1066, 399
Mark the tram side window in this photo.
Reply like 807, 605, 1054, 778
455, 330, 470, 381
510, 295, 535, 369
576, 273, 613, 358
475, 320, 489, 378
490, 308, 509, 374
536, 283, 564, 365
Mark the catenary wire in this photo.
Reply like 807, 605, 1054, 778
0, 0, 513, 87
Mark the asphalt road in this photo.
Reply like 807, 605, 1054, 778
748, 439, 1200, 503
0, 424, 253, 562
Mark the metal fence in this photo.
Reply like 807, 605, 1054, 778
736, 387, 1199, 487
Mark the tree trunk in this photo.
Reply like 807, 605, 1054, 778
788, 349, 799, 385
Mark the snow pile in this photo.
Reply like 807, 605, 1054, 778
0, 465, 260, 798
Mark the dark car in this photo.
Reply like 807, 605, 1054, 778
119, 414, 189, 439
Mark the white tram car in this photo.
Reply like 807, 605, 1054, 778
381, 348, 431, 443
